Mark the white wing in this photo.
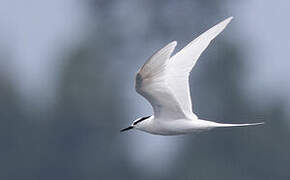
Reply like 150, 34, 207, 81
135, 17, 233, 120
136, 41, 186, 119
169, 17, 233, 115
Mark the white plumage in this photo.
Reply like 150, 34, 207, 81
121, 17, 264, 135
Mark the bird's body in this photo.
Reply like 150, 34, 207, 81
132, 115, 263, 135
121, 17, 264, 136
134, 116, 213, 135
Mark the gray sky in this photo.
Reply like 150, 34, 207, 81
0, 0, 289, 175
1, 0, 289, 108
228, 0, 290, 108
0, 0, 90, 108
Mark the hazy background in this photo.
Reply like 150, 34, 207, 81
0, 0, 289, 179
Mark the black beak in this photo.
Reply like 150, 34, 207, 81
120, 126, 133, 132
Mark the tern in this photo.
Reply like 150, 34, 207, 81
121, 17, 264, 135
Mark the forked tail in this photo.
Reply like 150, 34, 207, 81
214, 122, 264, 128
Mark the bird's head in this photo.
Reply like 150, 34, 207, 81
120, 116, 152, 132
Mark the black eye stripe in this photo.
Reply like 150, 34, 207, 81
133, 116, 151, 125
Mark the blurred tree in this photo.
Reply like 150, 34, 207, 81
0, 0, 289, 180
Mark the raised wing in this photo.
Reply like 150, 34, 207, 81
168, 17, 233, 114
135, 17, 233, 120
136, 41, 188, 119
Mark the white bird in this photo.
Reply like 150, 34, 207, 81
121, 17, 264, 135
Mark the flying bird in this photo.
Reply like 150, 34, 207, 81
121, 17, 264, 135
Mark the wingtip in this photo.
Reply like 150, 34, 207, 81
163, 41, 177, 53
208, 16, 233, 36
227, 16, 234, 21
169, 41, 177, 47
221, 16, 234, 26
